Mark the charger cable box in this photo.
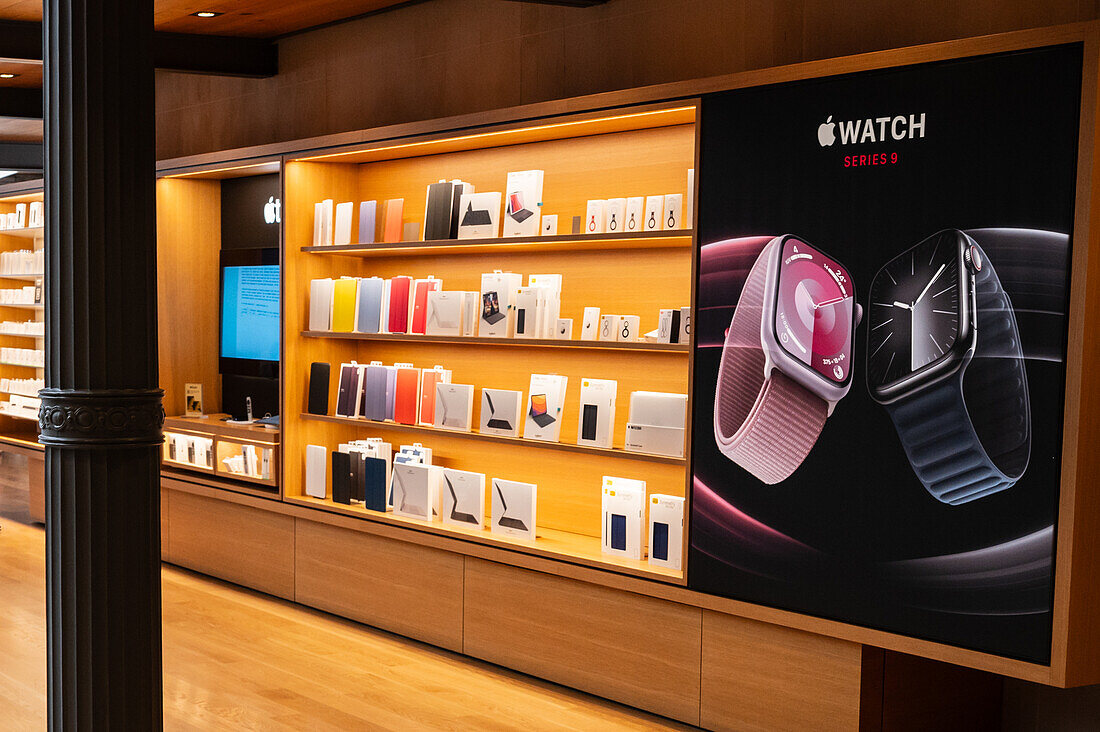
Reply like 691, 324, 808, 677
601, 476, 646, 560
457, 191, 501, 239
491, 478, 537, 540
391, 463, 440, 522
503, 170, 543, 237
480, 388, 523, 437
434, 383, 474, 432
441, 468, 485, 529
648, 494, 684, 570
577, 378, 617, 448
523, 374, 567, 442
478, 271, 522, 337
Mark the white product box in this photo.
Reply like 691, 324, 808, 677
577, 378, 617, 449
523, 373, 568, 442
657, 309, 678, 344
305, 445, 327, 499
457, 191, 502, 239
618, 315, 640, 342
605, 198, 626, 234
14, 203, 25, 228
555, 318, 573, 339
479, 271, 523, 337
679, 306, 691, 344
441, 468, 486, 529
598, 314, 620, 342
686, 169, 695, 229
663, 194, 683, 230
585, 199, 607, 234
527, 273, 562, 338
308, 278, 334, 331
644, 196, 664, 232
541, 215, 558, 236
315, 199, 334, 246
390, 463, 440, 521
503, 170, 543, 237
334, 201, 354, 245
648, 494, 685, 570
601, 476, 646, 560
480, 388, 523, 437
624, 391, 688, 457
625, 197, 645, 233
513, 286, 541, 339
434, 383, 474, 432
581, 307, 601, 341
491, 478, 537, 540
424, 290, 466, 336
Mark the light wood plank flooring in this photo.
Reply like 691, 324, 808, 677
0, 510, 690, 730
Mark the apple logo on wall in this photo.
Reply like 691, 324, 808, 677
817, 116, 836, 147
263, 196, 281, 225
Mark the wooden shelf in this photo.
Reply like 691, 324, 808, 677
287, 493, 683, 583
0, 273, 42, 281
0, 360, 42, 368
301, 229, 693, 257
0, 226, 43, 239
301, 412, 685, 464
215, 467, 276, 487
301, 330, 689, 353
0, 303, 42, 310
0, 331, 42, 339
163, 457, 214, 473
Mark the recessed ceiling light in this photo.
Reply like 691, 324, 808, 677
191, 11, 222, 18
0, 74, 18, 79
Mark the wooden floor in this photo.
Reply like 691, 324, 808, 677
0, 490, 691, 728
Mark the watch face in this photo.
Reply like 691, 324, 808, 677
773, 236, 856, 385
866, 230, 968, 399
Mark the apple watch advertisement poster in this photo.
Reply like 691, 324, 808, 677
689, 44, 1081, 663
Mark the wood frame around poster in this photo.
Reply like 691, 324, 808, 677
154, 21, 1100, 687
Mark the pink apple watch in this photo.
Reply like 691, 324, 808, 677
713, 235, 861, 484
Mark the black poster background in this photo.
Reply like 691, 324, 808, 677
689, 45, 1082, 662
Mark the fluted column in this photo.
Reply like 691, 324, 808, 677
42, 0, 164, 728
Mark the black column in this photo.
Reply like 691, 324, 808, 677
42, 0, 164, 728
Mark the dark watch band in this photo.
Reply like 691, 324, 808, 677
886, 243, 1031, 505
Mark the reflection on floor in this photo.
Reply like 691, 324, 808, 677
0, 511, 689, 730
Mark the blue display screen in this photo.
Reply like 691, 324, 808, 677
220, 265, 279, 362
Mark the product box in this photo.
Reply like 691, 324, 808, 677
334, 201, 354, 245
358, 200, 377, 244
601, 476, 646, 560
410, 277, 442, 335
624, 391, 688, 457
585, 199, 606, 234
335, 362, 365, 418
392, 363, 421, 425
331, 277, 358, 332
480, 388, 523, 437
419, 366, 451, 427
541, 215, 558, 236
434, 382, 474, 432
523, 373, 568, 442
361, 362, 388, 421
605, 198, 626, 233
355, 277, 385, 334
390, 463, 440, 521
644, 196, 664, 232
423, 180, 456, 241
513, 286, 541, 339
491, 478, 537, 540
478, 271, 523, 337
503, 170, 543, 237
314, 199, 334, 246
625, 196, 645, 233
457, 191, 502, 239
581, 307, 600, 341
308, 278, 334, 331
577, 378, 617, 449
527, 274, 562, 338
663, 193, 683, 230
648, 494, 685, 570
382, 198, 404, 243
441, 468, 486, 529
555, 318, 573, 339
388, 275, 413, 333
657, 308, 681, 344
425, 290, 465, 336
598, 314, 620, 342
679, 306, 691, 344
618, 315, 640, 342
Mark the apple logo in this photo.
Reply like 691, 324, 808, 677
263, 196, 281, 225
817, 116, 836, 147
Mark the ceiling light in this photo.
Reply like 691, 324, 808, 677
191, 11, 222, 18
0, 74, 17, 79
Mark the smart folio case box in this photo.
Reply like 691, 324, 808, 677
334, 201, 354, 245
606, 198, 626, 233
358, 201, 377, 244
330, 277, 359, 332
391, 463, 439, 522
478, 271, 522, 337
331, 451, 353, 504
309, 278, 334, 331
648, 493, 684, 570
419, 367, 450, 426
625, 196, 645, 233
457, 192, 501, 239
423, 180, 455, 240
362, 363, 389, 421
335, 363, 364, 418
480, 388, 523, 437
644, 196, 664, 231
388, 275, 412, 333
382, 198, 404, 243
410, 277, 441, 335
384, 365, 398, 420
441, 468, 485, 529
523, 374, 567, 442
356, 277, 385, 334
360, 455, 389, 512
307, 362, 330, 415
513, 287, 540, 339
601, 476, 646, 560
425, 291, 464, 336
434, 383, 474, 432
305, 445, 327, 498
491, 478, 537, 540
503, 170, 543, 237
577, 378, 617, 448
393, 364, 421, 425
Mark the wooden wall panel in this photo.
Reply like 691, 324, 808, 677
164, 481, 295, 599
463, 558, 702, 724
293, 519, 464, 652
700, 609, 869, 731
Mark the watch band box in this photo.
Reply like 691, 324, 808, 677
307, 362, 330, 415
410, 277, 441, 335
390, 463, 440, 521
308, 278, 334, 331
648, 494, 685, 570
618, 315, 640, 342
585, 199, 606, 234
478, 271, 522, 337
382, 198, 404, 243
513, 286, 541, 339
598, 314, 620, 342
503, 170, 543, 237
334, 201, 354, 246
441, 468, 486, 529
331, 277, 358, 332
577, 378, 617, 448
425, 290, 464, 336
663, 194, 683, 230
624, 197, 645, 233
358, 200, 377, 244
555, 318, 573, 339
541, 215, 557, 236
306, 445, 329, 499
644, 196, 664, 232
423, 180, 455, 241
419, 366, 451, 427
434, 383, 474, 432
480, 387, 523, 437
605, 198, 626, 233
624, 423, 686, 458
601, 476, 646, 560
457, 191, 501, 239
331, 450, 352, 505
581, 307, 600, 341
491, 478, 537, 540
523, 373, 568, 442
393, 363, 421, 425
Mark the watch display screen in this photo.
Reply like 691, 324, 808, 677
867, 230, 963, 391
774, 237, 856, 384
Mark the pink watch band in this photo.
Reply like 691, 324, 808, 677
713, 238, 828, 484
